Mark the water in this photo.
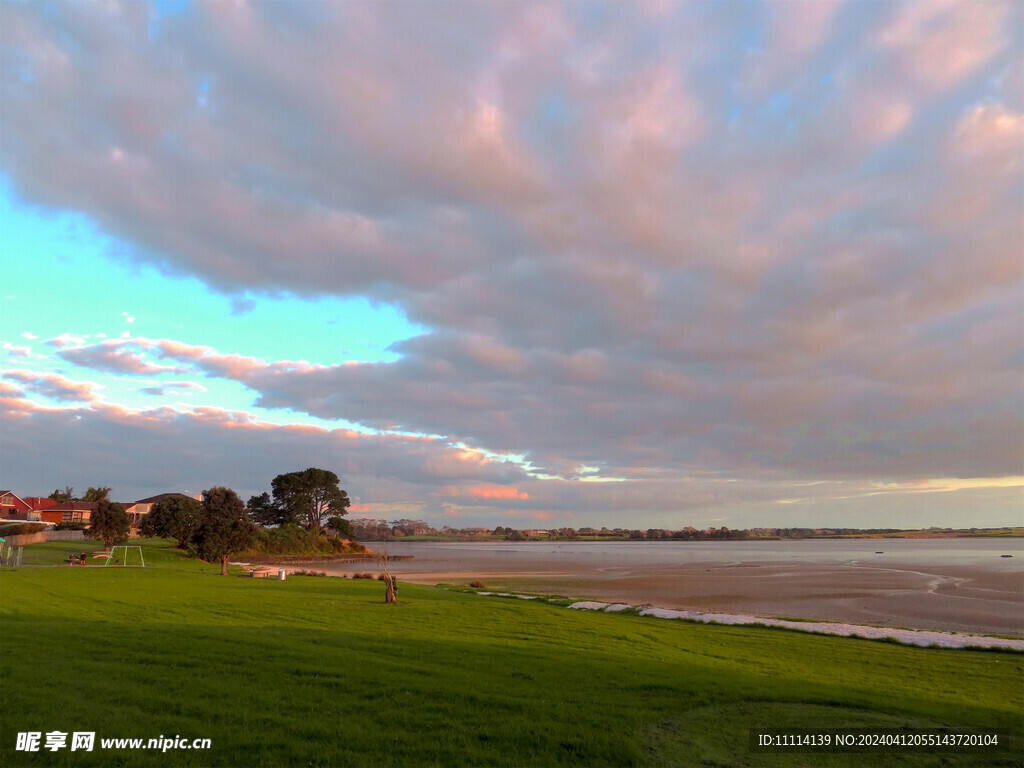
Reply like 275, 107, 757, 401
374, 537, 1024, 573
327, 538, 1024, 635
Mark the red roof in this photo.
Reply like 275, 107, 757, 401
22, 497, 56, 510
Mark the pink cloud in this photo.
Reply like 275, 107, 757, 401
58, 340, 182, 375
0, 380, 26, 398
44, 333, 87, 348
952, 102, 1023, 177
875, 0, 1011, 91
2, 369, 99, 403
448, 485, 529, 500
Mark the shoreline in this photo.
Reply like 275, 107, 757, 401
266, 537, 1024, 638
562, 600, 1024, 651
270, 562, 1024, 646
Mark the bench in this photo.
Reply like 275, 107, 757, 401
244, 566, 279, 579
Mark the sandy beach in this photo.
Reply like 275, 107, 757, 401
306, 540, 1024, 637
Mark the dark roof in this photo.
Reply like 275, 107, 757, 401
39, 502, 98, 512
134, 492, 194, 504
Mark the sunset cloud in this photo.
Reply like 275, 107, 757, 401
447, 485, 530, 501
58, 340, 183, 375
3, 369, 99, 404
0, 1, 1020, 527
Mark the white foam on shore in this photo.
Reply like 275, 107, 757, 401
565, 601, 1024, 650
477, 591, 538, 600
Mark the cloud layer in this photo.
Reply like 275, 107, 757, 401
1, 1, 1021, 525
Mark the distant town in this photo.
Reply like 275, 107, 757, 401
351, 518, 1022, 541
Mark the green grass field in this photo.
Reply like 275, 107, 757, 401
1, 540, 1021, 767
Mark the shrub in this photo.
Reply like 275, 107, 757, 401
0, 522, 47, 536
240, 525, 367, 557
469, 581, 486, 589
53, 522, 87, 531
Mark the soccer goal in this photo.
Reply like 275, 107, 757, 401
104, 545, 145, 567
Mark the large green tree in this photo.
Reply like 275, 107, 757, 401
140, 495, 203, 548
85, 499, 131, 548
191, 487, 257, 575
271, 468, 350, 534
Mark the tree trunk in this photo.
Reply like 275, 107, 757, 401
220, 554, 229, 576
385, 576, 397, 603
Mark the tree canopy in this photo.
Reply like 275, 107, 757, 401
326, 515, 354, 539
49, 486, 75, 503
139, 495, 203, 548
271, 468, 350, 534
81, 486, 112, 502
191, 487, 257, 576
86, 499, 130, 548
246, 491, 298, 527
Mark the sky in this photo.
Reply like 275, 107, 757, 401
1, 0, 1022, 530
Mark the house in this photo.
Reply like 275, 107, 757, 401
124, 492, 197, 528
0, 491, 32, 520
37, 501, 97, 525
1, 490, 200, 529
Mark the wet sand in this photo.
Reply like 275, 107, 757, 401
311, 541, 1024, 637
538, 562, 1023, 636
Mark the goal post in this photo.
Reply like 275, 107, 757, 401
104, 545, 145, 567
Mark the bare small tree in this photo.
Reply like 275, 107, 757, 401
371, 549, 398, 603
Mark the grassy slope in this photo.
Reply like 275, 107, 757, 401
1, 541, 1020, 768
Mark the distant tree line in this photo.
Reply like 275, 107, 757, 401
346, 522, 931, 542
351, 518, 438, 540
349, 521, 757, 542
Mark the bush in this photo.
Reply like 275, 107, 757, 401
53, 522, 87, 531
0, 522, 47, 536
240, 524, 368, 557
469, 581, 486, 589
